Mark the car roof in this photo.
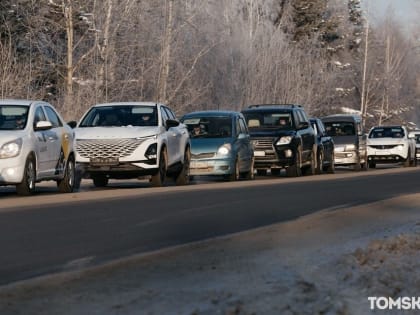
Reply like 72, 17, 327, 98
182, 110, 239, 117
0, 99, 39, 106
92, 102, 160, 107
321, 114, 362, 123
370, 125, 405, 129
242, 104, 303, 111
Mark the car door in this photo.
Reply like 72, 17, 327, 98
32, 105, 51, 178
161, 107, 180, 166
236, 116, 253, 172
42, 105, 65, 176
296, 110, 314, 163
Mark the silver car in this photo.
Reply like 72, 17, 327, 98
0, 100, 76, 195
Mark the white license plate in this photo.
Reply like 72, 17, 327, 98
254, 151, 266, 157
375, 151, 390, 155
191, 161, 208, 169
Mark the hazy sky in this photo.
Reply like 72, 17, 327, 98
366, 0, 419, 22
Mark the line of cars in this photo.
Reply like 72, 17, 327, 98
1, 99, 418, 196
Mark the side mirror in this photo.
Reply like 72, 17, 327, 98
408, 133, 415, 139
298, 121, 309, 130
238, 133, 248, 140
166, 119, 180, 130
67, 121, 77, 129
34, 120, 53, 131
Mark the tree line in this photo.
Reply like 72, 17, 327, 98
0, 0, 419, 129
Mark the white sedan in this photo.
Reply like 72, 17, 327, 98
366, 125, 416, 168
0, 100, 76, 195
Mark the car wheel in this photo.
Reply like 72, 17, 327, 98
303, 148, 316, 176
315, 150, 323, 174
16, 156, 36, 196
244, 157, 255, 180
92, 175, 109, 187
151, 147, 167, 187
226, 158, 239, 181
175, 147, 190, 186
256, 169, 267, 176
404, 150, 411, 167
58, 156, 75, 193
324, 151, 335, 174
353, 156, 361, 171
286, 146, 302, 177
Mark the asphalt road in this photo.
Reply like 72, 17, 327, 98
1, 166, 420, 286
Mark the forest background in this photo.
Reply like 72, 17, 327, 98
1, 0, 419, 129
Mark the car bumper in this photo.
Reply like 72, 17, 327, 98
0, 157, 25, 184
189, 158, 234, 176
77, 160, 159, 179
334, 151, 358, 165
367, 154, 407, 163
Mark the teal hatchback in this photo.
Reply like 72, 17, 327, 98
180, 111, 254, 181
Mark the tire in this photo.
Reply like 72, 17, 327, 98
315, 150, 323, 174
151, 147, 167, 187
404, 150, 411, 167
286, 146, 302, 177
92, 175, 109, 187
352, 156, 361, 171
302, 148, 316, 176
226, 158, 239, 181
244, 157, 255, 180
16, 156, 36, 196
256, 169, 267, 176
58, 156, 75, 193
175, 147, 191, 186
324, 151, 335, 174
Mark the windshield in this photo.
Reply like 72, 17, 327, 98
243, 111, 293, 130
79, 105, 158, 127
368, 127, 405, 139
182, 116, 232, 138
323, 121, 355, 136
0, 105, 29, 130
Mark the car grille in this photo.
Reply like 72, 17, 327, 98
369, 145, 398, 150
252, 138, 275, 150
192, 152, 215, 159
76, 138, 146, 159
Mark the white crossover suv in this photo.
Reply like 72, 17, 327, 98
0, 99, 76, 195
73, 102, 190, 187
367, 125, 416, 168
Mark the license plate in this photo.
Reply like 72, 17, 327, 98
375, 151, 390, 155
191, 161, 208, 169
90, 157, 119, 166
254, 151, 266, 157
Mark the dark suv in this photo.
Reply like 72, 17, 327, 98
241, 104, 316, 177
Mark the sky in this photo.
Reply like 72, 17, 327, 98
365, 0, 419, 25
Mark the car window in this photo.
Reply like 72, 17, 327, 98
244, 111, 293, 130
44, 106, 63, 128
369, 127, 405, 139
163, 107, 176, 120
0, 105, 29, 130
33, 106, 47, 128
79, 105, 158, 127
160, 107, 169, 125
324, 121, 356, 136
183, 116, 232, 138
239, 117, 248, 134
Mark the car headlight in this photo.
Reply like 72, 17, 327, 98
276, 136, 292, 145
218, 143, 232, 155
345, 144, 356, 151
334, 146, 344, 152
0, 138, 22, 159
396, 144, 404, 151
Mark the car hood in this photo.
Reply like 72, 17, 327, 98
331, 135, 357, 146
74, 126, 161, 139
190, 137, 231, 154
367, 138, 406, 145
0, 130, 26, 144
249, 129, 295, 138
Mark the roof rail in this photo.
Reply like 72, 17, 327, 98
247, 104, 302, 109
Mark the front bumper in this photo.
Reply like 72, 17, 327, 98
0, 156, 25, 184
189, 158, 234, 176
253, 146, 294, 169
77, 160, 158, 179
334, 150, 358, 165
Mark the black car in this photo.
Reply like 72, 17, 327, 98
310, 118, 335, 174
241, 104, 316, 177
